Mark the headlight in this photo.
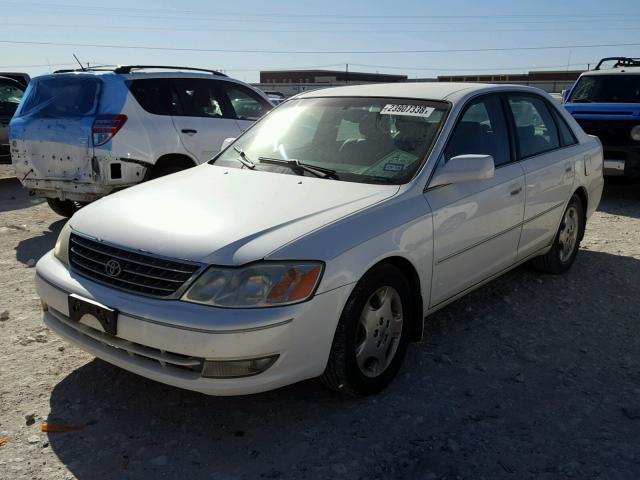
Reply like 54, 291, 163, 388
54, 221, 72, 265
182, 262, 324, 308
631, 125, 640, 141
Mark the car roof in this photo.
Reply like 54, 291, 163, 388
294, 82, 550, 102
580, 67, 640, 76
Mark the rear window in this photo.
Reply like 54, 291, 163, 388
16, 76, 100, 118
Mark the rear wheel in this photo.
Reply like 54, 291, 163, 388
531, 194, 584, 274
46, 198, 78, 218
321, 263, 413, 395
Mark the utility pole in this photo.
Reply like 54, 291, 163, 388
345, 63, 349, 84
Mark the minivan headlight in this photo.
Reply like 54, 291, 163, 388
54, 221, 72, 265
182, 262, 323, 308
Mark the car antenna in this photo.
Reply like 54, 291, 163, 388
73, 54, 86, 71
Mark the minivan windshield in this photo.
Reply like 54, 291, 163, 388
16, 76, 100, 118
568, 74, 640, 103
212, 96, 448, 184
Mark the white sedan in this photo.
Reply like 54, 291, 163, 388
36, 82, 604, 396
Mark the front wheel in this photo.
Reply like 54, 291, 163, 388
531, 194, 585, 274
320, 263, 413, 395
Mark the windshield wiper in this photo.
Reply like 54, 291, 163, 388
233, 147, 256, 169
258, 157, 338, 179
571, 98, 594, 103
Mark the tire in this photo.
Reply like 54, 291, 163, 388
531, 194, 585, 274
147, 161, 193, 180
46, 198, 78, 218
321, 263, 414, 395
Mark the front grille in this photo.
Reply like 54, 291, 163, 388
69, 234, 201, 298
575, 119, 638, 146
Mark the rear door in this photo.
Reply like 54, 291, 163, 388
170, 78, 241, 162
218, 81, 272, 133
425, 94, 525, 306
0, 77, 26, 163
9, 75, 99, 180
505, 94, 578, 260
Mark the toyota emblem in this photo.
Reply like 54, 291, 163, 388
105, 259, 122, 277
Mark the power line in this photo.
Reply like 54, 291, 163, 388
6, 2, 640, 19
2, 22, 640, 34
1, 39, 639, 55
4, 8, 640, 25
346, 62, 593, 72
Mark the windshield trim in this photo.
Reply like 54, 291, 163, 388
209, 95, 452, 186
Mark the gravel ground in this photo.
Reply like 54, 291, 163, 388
1, 164, 639, 480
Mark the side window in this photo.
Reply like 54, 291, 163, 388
171, 79, 232, 119
552, 109, 578, 147
508, 95, 560, 158
128, 79, 173, 115
445, 95, 511, 166
0, 80, 25, 117
222, 83, 271, 121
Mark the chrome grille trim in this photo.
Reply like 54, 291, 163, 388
69, 233, 204, 299
49, 307, 204, 374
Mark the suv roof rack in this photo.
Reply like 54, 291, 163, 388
54, 65, 227, 77
114, 65, 227, 76
54, 65, 117, 73
594, 57, 640, 70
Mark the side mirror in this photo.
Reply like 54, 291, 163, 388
430, 154, 495, 188
220, 137, 236, 151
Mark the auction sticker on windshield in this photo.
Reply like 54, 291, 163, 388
380, 104, 435, 117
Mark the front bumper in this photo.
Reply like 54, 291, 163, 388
36, 251, 352, 395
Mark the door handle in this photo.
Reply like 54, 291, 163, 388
181, 129, 197, 135
510, 187, 522, 196
565, 164, 573, 173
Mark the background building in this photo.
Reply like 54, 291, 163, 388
254, 68, 583, 99
255, 69, 407, 97
437, 69, 582, 94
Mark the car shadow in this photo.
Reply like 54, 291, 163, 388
46, 249, 640, 479
0, 176, 44, 213
15, 219, 65, 265
597, 178, 640, 219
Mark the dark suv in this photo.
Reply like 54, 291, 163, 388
563, 57, 640, 179
0, 72, 29, 164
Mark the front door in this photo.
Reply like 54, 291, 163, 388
425, 94, 525, 307
170, 78, 242, 162
219, 81, 272, 133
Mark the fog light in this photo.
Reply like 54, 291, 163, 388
631, 125, 640, 141
202, 355, 279, 378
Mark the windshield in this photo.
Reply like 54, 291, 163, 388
568, 75, 640, 103
212, 96, 448, 184
15, 76, 100, 118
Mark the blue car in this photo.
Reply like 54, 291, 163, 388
563, 57, 640, 178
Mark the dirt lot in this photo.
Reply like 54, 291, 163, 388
0, 164, 639, 480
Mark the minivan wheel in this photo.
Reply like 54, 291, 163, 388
320, 263, 413, 395
46, 198, 78, 218
531, 194, 584, 274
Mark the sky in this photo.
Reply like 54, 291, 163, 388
2, 0, 640, 83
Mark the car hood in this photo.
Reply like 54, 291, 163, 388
70, 164, 399, 265
565, 102, 640, 119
